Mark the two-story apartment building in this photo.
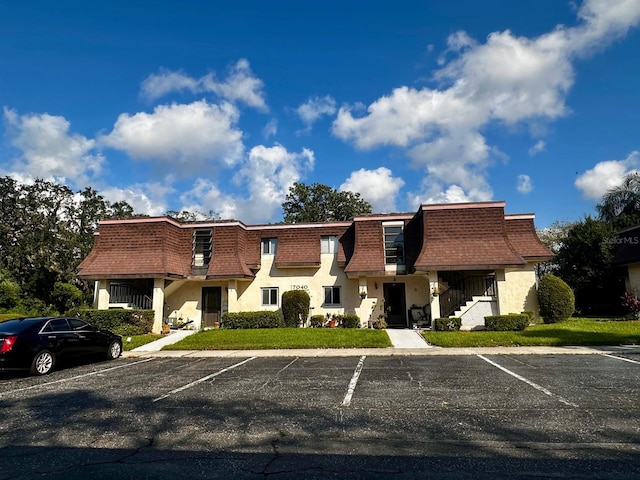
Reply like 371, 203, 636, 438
77, 201, 553, 333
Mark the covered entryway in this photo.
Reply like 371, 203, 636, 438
201, 287, 222, 328
383, 282, 407, 328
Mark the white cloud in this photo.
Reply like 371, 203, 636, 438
339, 167, 405, 213
296, 96, 337, 127
263, 119, 278, 138
575, 151, 640, 200
332, 0, 640, 204
3, 108, 102, 186
181, 144, 315, 224
141, 59, 268, 111
100, 183, 172, 216
528, 140, 546, 156
517, 174, 533, 194
100, 100, 244, 174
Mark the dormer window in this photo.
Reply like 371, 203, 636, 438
383, 223, 404, 266
261, 238, 277, 255
193, 228, 212, 267
320, 235, 338, 254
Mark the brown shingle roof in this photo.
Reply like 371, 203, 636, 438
504, 215, 554, 261
413, 202, 526, 271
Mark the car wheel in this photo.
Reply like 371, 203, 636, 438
106, 340, 122, 360
30, 350, 55, 376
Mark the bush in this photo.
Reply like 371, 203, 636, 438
341, 314, 361, 328
222, 311, 283, 329
51, 282, 84, 314
372, 318, 387, 329
0, 281, 20, 311
281, 290, 310, 327
538, 274, 575, 323
485, 314, 530, 331
75, 309, 154, 335
310, 315, 325, 328
433, 317, 462, 331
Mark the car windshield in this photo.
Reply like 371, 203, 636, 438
0, 317, 46, 334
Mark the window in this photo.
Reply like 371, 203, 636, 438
320, 235, 338, 254
324, 286, 341, 305
193, 228, 212, 267
384, 224, 405, 265
261, 287, 279, 306
261, 238, 277, 255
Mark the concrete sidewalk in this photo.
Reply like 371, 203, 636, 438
129, 329, 197, 352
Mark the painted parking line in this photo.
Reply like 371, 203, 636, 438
152, 356, 257, 402
341, 356, 366, 407
477, 355, 578, 408
601, 353, 640, 365
0, 358, 155, 397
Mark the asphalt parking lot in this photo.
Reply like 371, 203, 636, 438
0, 350, 639, 479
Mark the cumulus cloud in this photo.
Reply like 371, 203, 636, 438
181, 144, 315, 224
575, 151, 640, 200
2, 108, 102, 186
332, 0, 640, 202
141, 59, 267, 111
296, 95, 337, 127
100, 100, 244, 174
263, 119, 278, 138
100, 183, 171, 216
528, 140, 546, 156
339, 167, 404, 213
517, 174, 533, 194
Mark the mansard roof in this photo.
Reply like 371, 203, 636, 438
77, 202, 552, 280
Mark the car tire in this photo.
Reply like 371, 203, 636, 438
106, 340, 122, 360
30, 350, 55, 376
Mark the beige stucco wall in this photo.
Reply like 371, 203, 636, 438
496, 264, 539, 319
626, 264, 640, 293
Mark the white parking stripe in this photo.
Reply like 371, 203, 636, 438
477, 355, 578, 408
152, 357, 256, 402
602, 353, 640, 365
0, 358, 155, 397
341, 356, 366, 407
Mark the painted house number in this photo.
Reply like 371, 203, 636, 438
291, 285, 309, 290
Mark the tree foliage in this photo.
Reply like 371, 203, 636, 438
282, 182, 372, 223
597, 172, 640, 228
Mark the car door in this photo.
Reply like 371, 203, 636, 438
40, 318, 81, 358
68, 318, 105, 356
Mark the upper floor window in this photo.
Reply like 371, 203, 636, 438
384, 224, 404, 265
320, 235, 338, 254
193, 228, 213, 267
261, 238, 277, 255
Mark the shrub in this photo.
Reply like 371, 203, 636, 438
485, 314, 529, 331
222, 311, 283, 329
538, 274, 575, 323
281, 290, 310, 327
51, 282, 83, 314
622, 292, 640, 319
433, 317, 462, 331
372, 318, 387, 329
0, 281, 20, 311
341, 314, 360, 328
310, 314, 325, 328
75, 309, 154, 335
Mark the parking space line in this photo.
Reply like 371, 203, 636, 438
601, 353, 640, 365
152, 357, 257, 402
341, 356, 366, 407
0, 358, 155, 397
477, 355, 578, 408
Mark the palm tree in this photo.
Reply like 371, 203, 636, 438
597, 172, 640, 226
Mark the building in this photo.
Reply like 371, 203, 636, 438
77, 201, 553, 333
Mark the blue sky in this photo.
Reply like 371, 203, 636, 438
1, 0, 639, 228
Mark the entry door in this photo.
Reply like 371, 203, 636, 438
202, 287, 222, 327
383, 283, 407, 328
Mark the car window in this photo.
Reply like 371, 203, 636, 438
42, 319, 70, 332
68, 318, 90, 331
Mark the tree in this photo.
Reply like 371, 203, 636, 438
535, 220, 575, 277
597, 172, 640, 228
283, 182, 372, 223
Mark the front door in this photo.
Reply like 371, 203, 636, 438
383, 283, 407, 328
201, 287, 222, 328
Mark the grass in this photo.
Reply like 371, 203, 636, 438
162, 328, 392, 350
422, 318, 640, 347
122, 334, 163, 351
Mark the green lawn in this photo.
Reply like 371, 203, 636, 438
122, 334, 163, 351
163, 328, 392, 350
423, 318, 640, 347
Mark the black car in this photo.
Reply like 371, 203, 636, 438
0, 316, 122, 375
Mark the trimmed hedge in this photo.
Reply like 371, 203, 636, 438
341, 314, 361, 328
485, 314, 530, 331
538, 274, 575, 323
222, 311, 283, 329
310, 315, 325, 328
433, 317, 462, 331
281, 290, 310, 327
76, 309, 154, 335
